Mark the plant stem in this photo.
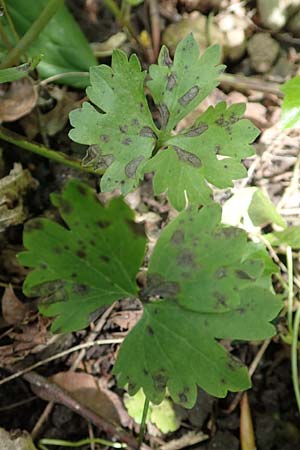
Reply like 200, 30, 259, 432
291, 304, 300, 413
287, 246, 294, 333
38, 437, 126, 449
0, 0, 64, 69
39, 71, 89, 86
103, 0, 142, 48
0, 21, 13, 50
0, 0, 20, 43
0, 126, 96, 174
138, 397, 150, 449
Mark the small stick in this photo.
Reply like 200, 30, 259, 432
70, 304, 116, 370
30, 305, 116, 438
23, 371, 145, 450
0, 338, 123, 387
88, 422, 95, 450
0, 396, 36, 412
31, 401, 54, 440
226, 339, 271, 414
148, 0, 160, 60
219, 73, 283, 97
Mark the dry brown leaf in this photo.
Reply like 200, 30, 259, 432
0, 315, 51, 367
21, 86, 82, 139
0, 78, 38, 122
49, 371, 131, 427
1, 285, 29, 325
109, 310, 141, 331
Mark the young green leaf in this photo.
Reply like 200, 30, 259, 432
114, 204, 282, 407
124, 389, 180, 433
18, 180, 146, 333
280, 76, 300, 129
265, 226, 300, 248
222, 187, 287, 229
68, 34, 259, 210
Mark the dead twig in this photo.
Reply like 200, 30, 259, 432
31, 401, 54, 440
23, 371, 148, 450
70, 304, 116, 370
148, 0, 160, 60
0, 338, 123, 387
225, 339, 271, 414
219, 73, 283, 97
30, 305, 117, 438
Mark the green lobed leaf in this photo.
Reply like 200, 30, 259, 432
280, 76, 300, 129
147, 35, 225, 132
145, 102, 259, 209
124, 389, 180, 433
222, 187, 286, 229
265, 226, 300, 248
69, 34, 258, 210
69, 51, 158, 194
3, 0, 97, 88
18, 181, 281, 407
18, 180, 146, 333
114, 204, 282, 407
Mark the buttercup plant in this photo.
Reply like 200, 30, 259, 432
18, 34, 282, 411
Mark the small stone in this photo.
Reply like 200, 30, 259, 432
257, 0, 300, 31
162, 13, 225, 59
247, 33, 280, 74
287, 8, 300, 36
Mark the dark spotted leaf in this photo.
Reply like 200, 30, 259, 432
114, 204, 282, 407
18, 180, 146, 333
145, 102, 259, 210
147, 34, 225, 132
69, 34, 258, 210
69, 51, 158, 194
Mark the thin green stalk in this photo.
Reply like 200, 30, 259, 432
138, 397, 150, 449
0, 0, 64, 68
0, 0, 20, 43
0, 21, 13, 50
291, 304, 300, 413
38, 437, 126, 449
102, 0, 142, 48
120, 0, 131, 24
103, 0, 123, 20
39, 71, 89, 86
0, 126, 97, 174
287, 246, 294, 332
